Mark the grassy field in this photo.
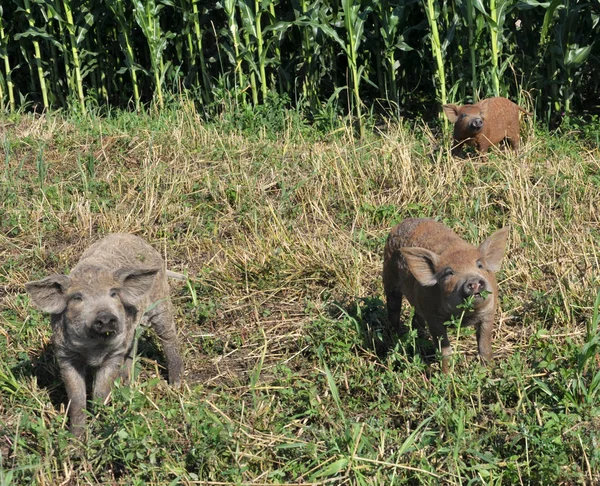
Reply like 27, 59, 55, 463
1, 102, 600, 484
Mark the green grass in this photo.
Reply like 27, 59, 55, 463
1, 101, 599, 484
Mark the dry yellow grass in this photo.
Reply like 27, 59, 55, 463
1, 107, 599, 483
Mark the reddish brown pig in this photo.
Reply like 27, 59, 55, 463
383, 218, 508, 373
443, 97, 529, 156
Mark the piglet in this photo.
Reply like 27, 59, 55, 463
383, 218, 508, 373
443, 97, 530, 155
26, 233, 183, 435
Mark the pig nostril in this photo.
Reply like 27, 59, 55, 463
465, 279, 486, 295
93, 312, 117, 331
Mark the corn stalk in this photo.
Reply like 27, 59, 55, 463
489, 0, 500, 96
222, 0, 247, 105
105, 0, 141, 110
255, 0, 268, 101
340, 0, 371, 137
535, 0, 594, 116
424, 0, 447, 123
297, 0, 370, 136
61, 0, 88, 113
293, 0, 320, 112
465, 0, 477, 97
238, 0, 259, 105
21, 0, 49, 109
132, 0, 174, 109
0, 6, 15, 111
373, 0, 415, 118
191, 0, 211, 103
480, 0, 515, 98
266, 0, 282, 94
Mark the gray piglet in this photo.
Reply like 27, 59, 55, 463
26, 233, 183, 435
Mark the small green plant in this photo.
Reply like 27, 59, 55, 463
76, 152, 96, 192
565, 289, 600, 407
35, 147, 46, 188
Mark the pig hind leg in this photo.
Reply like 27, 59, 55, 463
506, 127, 520, 151
148, 301, 183, 386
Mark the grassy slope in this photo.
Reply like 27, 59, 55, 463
0, 104, 599, 484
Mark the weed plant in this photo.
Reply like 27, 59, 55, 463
0, 102, 599, 483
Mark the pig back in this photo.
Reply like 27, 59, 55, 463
484, 97, 520, 134
383, 218, 474, 301
386, 218, 470, 254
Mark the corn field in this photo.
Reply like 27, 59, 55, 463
0, 0, 598, 128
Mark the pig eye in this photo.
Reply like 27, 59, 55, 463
110, 290, 118, 298
70, 294, 83, 303
459, 113, 467, 119
477, 261, 484, 269
441, 267, 455, 278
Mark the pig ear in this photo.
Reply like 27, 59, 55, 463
442, 104, 460, 123
478, 227, 509, 272
25, 275, 71, 314
400, 247, 440, 287
114, 268, 159, 304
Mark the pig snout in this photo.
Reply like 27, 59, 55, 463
462, 276, 487, 299
469, 117, 483, 131
90, 310, 119, 338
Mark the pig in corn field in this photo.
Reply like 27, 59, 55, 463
442, 96, 530, 156
26, 233, 183, 435
383, 218, 509, 373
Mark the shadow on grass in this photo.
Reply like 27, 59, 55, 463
134, 329, 171, 383
10, 330, 171, 413
11, 342, 67, 410
329, 296, 435, 364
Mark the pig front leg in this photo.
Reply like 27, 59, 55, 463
119, 355, 133, 384
385, 289, 403, 334
451, 139, 465, 157
476, 318, 494, 365
59, 360, 88, 436
426, 319, 452, 374
411, 312, 429, 340
93, 356, 126, 405
476, 137, 491, 154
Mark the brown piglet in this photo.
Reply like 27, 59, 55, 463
443, 97, 530, 156
26, 233, 183, 436
383, 218, 509, 373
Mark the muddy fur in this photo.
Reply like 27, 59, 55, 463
26, 233, 183, 435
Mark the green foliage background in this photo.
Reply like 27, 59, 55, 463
0, 0, 598, 126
